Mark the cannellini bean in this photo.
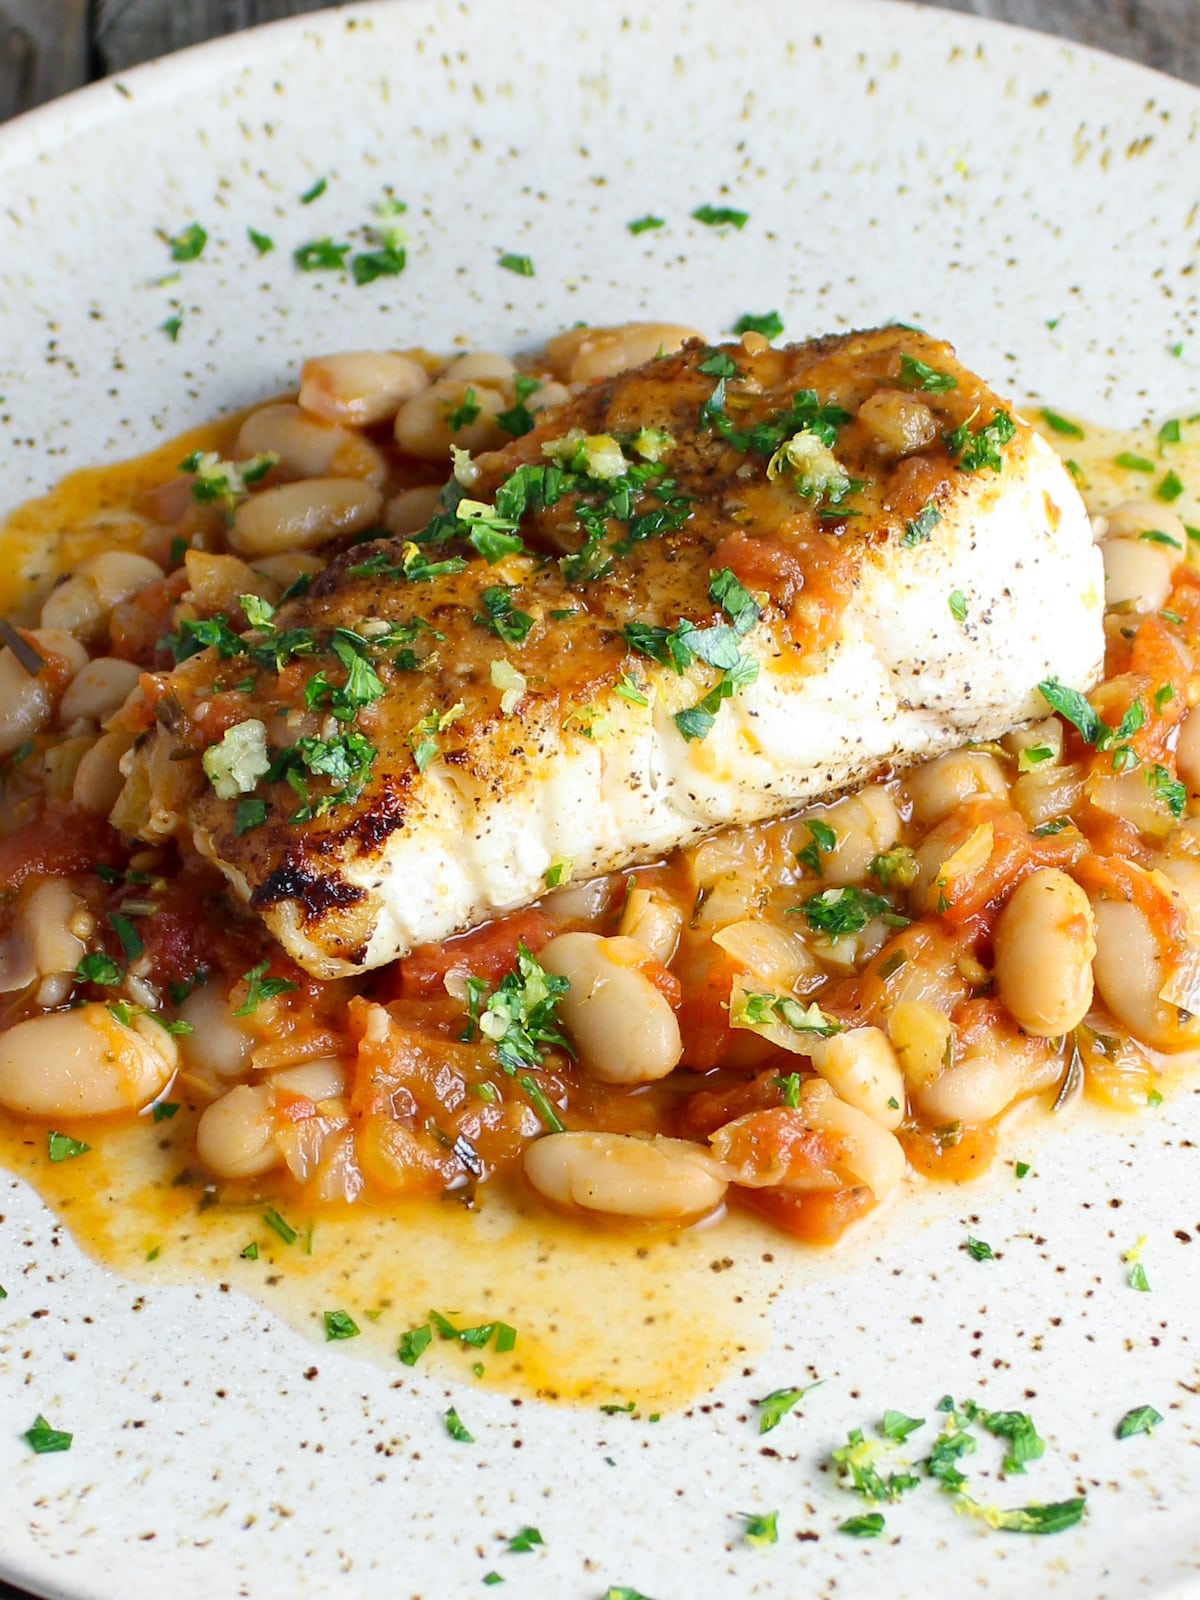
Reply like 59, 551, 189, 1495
393, 378, 506, 460
808, 1027, 906, 1129
85, 551, 165, 608
543, 322, 701, 385
914, 1046, 1035, 1125
1101, 537, 1173, 613
21, 879, 88, 977
72, 728, 135, 815
229, 478, 383, 557
712, 1079, 906, 1200
443, 350, 516, 384
177, 984, 256, 1079
1098, 497, 1189, 547
906, 750, 1008, 828
266, 1057, 346, 1102
184, 550, 279, 615
298, 351, 428, 427
1090, 889, 1200, 1051
195, 1084, 279, 1179
238, 401, 386, 484
993, 869, 1096, 1037
0, 1003, 176, 1117
618, 888, 684, 964
40, 552, 164, 640
797, 786, 901, 886
526, 379, 571, 414
1176, 709, 1200, 793
384, 485, 443, 538
524, 1131, 728, 1220
251, 551, 325, 589
0, 645, 53, 756
887, 1001, 953, 1090
1011, 761, 1086, 829
538, 932, 682, 1084
59, 657, 142, 727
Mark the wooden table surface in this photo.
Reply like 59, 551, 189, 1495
0, 1, 1196, 1598
0, 0, 1198, 121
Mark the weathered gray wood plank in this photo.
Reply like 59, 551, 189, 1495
1, 0, 1198, 127
0, 0, 89, 121
93, 0, 337, 75
927, 0, 1200, 83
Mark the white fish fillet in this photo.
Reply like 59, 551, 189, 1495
121, 328, 1103, 976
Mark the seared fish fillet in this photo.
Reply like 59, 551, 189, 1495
122, 327, 1102, 977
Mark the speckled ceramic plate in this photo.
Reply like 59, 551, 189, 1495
1, 2, 1200, 1597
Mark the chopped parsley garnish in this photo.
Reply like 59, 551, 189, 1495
167, 222, 207, 261
107, 911, 143, 962
752, 1382, 820, 1434
948, 589, 968, 624
1140, 528, 1182, 549
869, 846, 919, 889
1147, 763, 1186, 817
498, 252, 535, 276
240, 1242, 259, 1261
75, 950, 122, 987
733, 991, 841, 1039
1115, 1404, 1163, 1439
397, 1324, 434, 1366
1128, 1261, 1151, 1292
956, 1495, 1085, 1534
247, 227, 274, 255
24, 1415, 73, 1454
475, 585, 535, 645
1157, 469, 1185, 503
898, 354, 957, 393
1115, 451, 1155, 473
797, 886, 908, 937
1159, 418, 1182, 444
409, 702, 466, 773
444, 1406, 474, 1443
267, 729, 377, 819
1037, 679, 1149, 774
901, 501, 941, 547
233, 961, 299, 1017
627, 214, 665, 235
294, 237, 351, 272
151, 1101, 179, 1123
831, 1428, 922, 1502
963, 1403, 1045, 1475
47, 1132, 90, 1163
323, 1310, 360, 1341
161, 313, 183, 342
946, 409, 1016, 472
739, 1510, 779, 1547
966, 1236, 995, 1262
796, 817, 837, 875
1039, 408, 1084, 438
1014, 1160, 1031, 1179
880, 1410, 925, 1443
234, 797, 267, 835
262, 1207, 298, 1245
733, 310, 784, 340
505, 1526, 544, 1553
445, 387, 482, 432
691, 203, 749, 229
839, 1513, 885, 1537
495, 375, 543, 438
299, 176, 327, 204
544, 858, 573, 889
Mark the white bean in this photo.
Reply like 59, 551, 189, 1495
40, 553, 163, 641
0, 645, 53, 755
383, 485, 443, 538
443, 350, 516, 384
993, 868, 1096, 1037
618, 888, 684, 964
1090, 889, 1200, 1051
266, 1058, 346, 1101
21, 879, 88, 977
0, 1004, 175, 1117
906, 750, 1008, 828
229, 478, 383, 557
298, 351, 428, 426
393, 379, 506, 460
711, 1080, 906, 1200
1098, 498, 1189, 547
72, 728, 135, 815
195, 1084, 279, 1179
237, 401, 386, 484
887, 1001, 953, 1090
538, 932, 682, 1084
524, 1131, 727, 1220
797, 786, 901, 886
914, 1047, 1031, 1125
177, 984, 256, 1079
1101, 537, 1173, 613
808, 1026, 906, 1129
543, 322, 701, 384
60, 657, 142, 727
1176, 709, 1200, 793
